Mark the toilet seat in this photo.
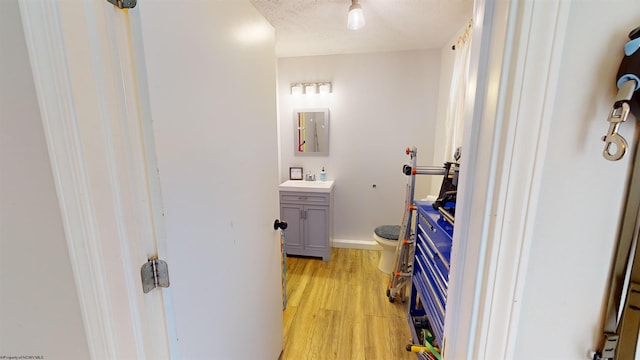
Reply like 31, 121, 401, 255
374, 225, 400, 246
375, 225, 401, 240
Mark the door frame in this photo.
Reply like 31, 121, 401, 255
443, 0, 571, 359
18, 1, 174, 358
18, 0, 572, 358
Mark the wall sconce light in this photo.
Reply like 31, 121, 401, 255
305, 84, 318, 94
290, 82, 333, 95
318, 83, 332, 94
291, 83, 304, 95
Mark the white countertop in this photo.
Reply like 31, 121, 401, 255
279, 180, 335, 193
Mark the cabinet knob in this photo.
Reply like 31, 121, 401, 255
273, 219, 288, 230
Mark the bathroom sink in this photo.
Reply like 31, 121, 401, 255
279, 180, 335, 193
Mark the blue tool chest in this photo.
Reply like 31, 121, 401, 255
408, 200, 454, 352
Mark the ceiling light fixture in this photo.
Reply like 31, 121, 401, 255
347, 0, 365, 30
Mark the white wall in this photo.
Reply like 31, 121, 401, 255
513, 1, 639, 358
431, 29, 464, 196
0, 1, 90, 358
278, 51, 441, 241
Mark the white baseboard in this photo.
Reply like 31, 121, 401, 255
332, 238, 381, 251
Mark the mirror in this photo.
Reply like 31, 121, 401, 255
294, 108, 329, 156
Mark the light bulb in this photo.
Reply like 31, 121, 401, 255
291, 83, 303, 95
347, 3, 365, 30
318, 83, 332, 94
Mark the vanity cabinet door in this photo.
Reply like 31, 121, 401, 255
279, 190, 331, 261
304, 205, 328, 252
280, 203, 304, 252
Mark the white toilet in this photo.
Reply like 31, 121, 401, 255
373, 225, 401, 274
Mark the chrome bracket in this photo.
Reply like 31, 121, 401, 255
602, 81, 635, 161
141, 257, 170, 293
616, 282, 640, 359
594, 333, 619, 360
106, 0, 137, 9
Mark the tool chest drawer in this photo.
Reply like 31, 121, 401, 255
409, 200, 455, 350
415, 240, 447, 303
416, 206, 453, 269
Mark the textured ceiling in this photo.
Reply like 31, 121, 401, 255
251, 0, 473, 58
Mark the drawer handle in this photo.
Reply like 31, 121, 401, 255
418, 241, 433, 259
426, 220, 435, 232
417, 260, 445, 316
298, 196, 308, 200
424, 233, 441, 258
421, 217, 435, 231
420, 214, 433, 230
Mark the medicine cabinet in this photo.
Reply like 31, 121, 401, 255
294, 108, 329, 156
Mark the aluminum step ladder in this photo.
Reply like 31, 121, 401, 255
386, 147, 446, 303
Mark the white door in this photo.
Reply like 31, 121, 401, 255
20, 1, 282, 358
136, 2, 283, 358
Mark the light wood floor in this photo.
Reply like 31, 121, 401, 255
280, 248, 415, 360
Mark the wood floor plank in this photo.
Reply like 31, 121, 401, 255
364, 315, 391, 359
362, 279, 392, 318
285, 259, 314, 307
323, 280, 352, 312
389, 310, 415, 360
336, 312, 366, 360
307, 309, 341, 359
280, 304, 314, 359
281, 248, 414, 360
282, 305, 298, 344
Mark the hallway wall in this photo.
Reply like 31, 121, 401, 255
0, 1, 90, 358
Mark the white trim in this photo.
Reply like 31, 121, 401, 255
19, 1, 174, 359
126, 4, 180, 358
442, 0, 505, 355
444, 0, 572, 358
18, 1, 118, 358
498, 4, 571, 358
332, 238, 381, 250
79, 3, 149, 357
95, 3, 173, 359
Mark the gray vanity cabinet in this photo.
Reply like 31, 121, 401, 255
279, 190, 332, 261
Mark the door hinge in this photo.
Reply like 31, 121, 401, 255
141, 257, 170, 293
616, 283, 640, 359
594, 333, 619, 359
106, 0, 137, 9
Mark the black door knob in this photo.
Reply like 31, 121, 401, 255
273, 219, 288, 230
